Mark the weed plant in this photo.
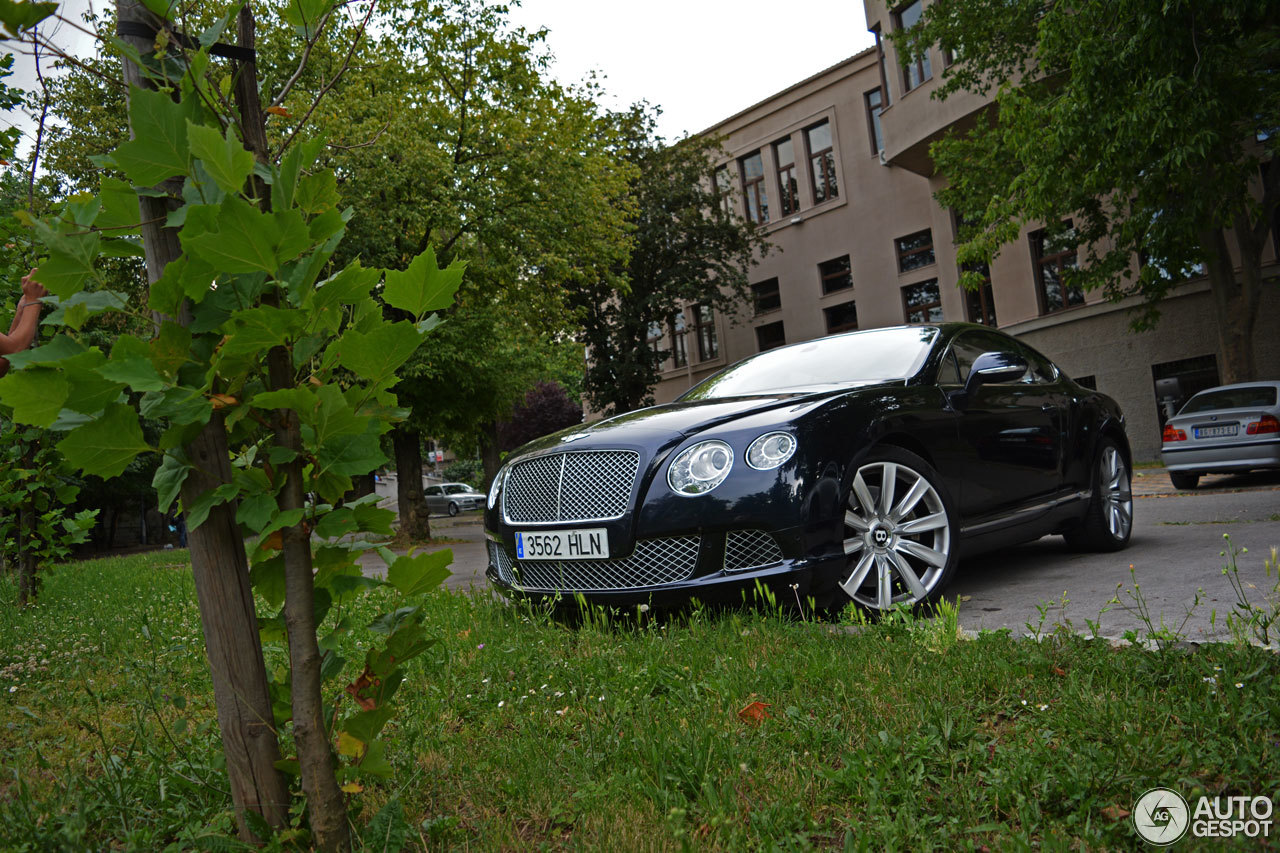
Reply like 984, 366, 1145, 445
2, 552, 1278, 850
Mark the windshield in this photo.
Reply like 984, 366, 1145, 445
444, 485, 471, 494
1180, 385, 1277, 414
681, 326, 939, 400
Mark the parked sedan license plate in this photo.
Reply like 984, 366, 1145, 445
1194, 424, 1238, 439
516, 529, 610, 561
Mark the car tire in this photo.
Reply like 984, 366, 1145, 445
834, 446, 960, 613
447, 501, 459, 517
1169, 471, 1199, 490
1064, 437, 1133, 552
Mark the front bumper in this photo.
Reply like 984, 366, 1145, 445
484, 525, 850, 610
1161, 437, 1280, 473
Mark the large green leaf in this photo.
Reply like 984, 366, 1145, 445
183, 196, 277, 273
56, 403, 151, 479
61, 350, 127, 414
0, 0, 58, 37
43, 290, 128, 330
219, 306, 306, 360
111, 86, 190, 186
386, 549, 452, 598
0, 366, 69, 427
153, 451, 192, 513
382, 246, 466, 320
32, 249, 96, 298
186, 120, 255, 196
336, 321, 423, 389
99, 334, 166, 392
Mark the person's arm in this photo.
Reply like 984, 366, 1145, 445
0, 269, 47, 377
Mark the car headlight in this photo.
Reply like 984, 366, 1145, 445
746, 432, 796, 470
487, 467, 506, 509
668, 440, 734, 496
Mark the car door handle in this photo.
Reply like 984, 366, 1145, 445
1041, 404, 1057, 413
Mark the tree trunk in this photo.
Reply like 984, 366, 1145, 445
392, 424, 431, 540
233, 7, 350, 849
1202, 222, 1263, 384
117, 0, 289, 841
479, 419, 501, 492
181, 416, 291, 835
345, 473, 376, 503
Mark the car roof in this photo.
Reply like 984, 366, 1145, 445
1189, 381, 1280, 395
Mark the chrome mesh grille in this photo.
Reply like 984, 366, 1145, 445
488, 541, 516, 585
503, 451, 640, 523
490, 537, 699, 592
724, 530, 784, 572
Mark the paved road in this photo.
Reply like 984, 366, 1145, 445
365, 470, 1280, 640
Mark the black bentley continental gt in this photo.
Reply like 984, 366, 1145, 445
484, 323, 1132, 613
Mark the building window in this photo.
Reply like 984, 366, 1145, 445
755, 321, 786, 352
818, 255, 852, 294
713, 166, 732, 216
893, 0, 932, 91
739, 151, 769, 224
873, 26, 892, 107
895, 229, 935, 272
646, 320, 663, 355
668, 309, 687, 368
902, 279, 942, 323
824, 300, 858, 334
752, 278, 781, 315
962, 262, 997, 326
774, 137, 799, 217
1030, 226, 1085, 314
865, 88, 884, 155
806, 120, 838, 204
692, 303, 717, 361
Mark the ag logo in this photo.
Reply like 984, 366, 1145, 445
1133, 787, 1190, 845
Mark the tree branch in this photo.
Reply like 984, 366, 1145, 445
274, 0, 379, 158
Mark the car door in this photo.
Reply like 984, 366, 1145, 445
949, 330, 1066, 518
424, 485, 444, 513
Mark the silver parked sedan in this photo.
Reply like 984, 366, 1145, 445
425, 482, 485, 516
1161, 381, 1280, 489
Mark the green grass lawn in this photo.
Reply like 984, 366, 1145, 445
1, 552, 1277, 851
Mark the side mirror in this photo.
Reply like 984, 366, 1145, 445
949, 351, 1028, 409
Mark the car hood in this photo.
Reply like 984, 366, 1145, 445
511, 383, 898, 458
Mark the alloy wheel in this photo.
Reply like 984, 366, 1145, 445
841, 460, 952, 610
1101, 445, 1132, 540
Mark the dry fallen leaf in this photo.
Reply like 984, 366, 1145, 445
1101, 805, 1131, 821
737, 701, 771, 726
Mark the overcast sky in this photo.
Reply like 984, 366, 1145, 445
3, 0, 874, 152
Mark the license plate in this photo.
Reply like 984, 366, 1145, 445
1194, 424, 1238, 439
515, 529, 609, 561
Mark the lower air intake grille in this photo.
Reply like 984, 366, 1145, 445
489, 537, 700, 592
724, 530, 784, 572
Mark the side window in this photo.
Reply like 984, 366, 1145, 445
936, 349, 962, 385
947, 334, 992, 383
425, 486, 442, 496
948, 331, 1021, 383
1014, 342, 1059, 385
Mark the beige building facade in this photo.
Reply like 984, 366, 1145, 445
646, 1, 1280, 460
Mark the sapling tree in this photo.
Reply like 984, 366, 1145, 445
0, 1, 464, 848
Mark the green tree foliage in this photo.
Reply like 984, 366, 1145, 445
307, 0, 631, 497
892, 0, 1280, 382
1, 2, 464, 846
572, 106, 771, 416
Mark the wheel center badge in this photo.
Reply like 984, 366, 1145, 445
872, 526, 890, 548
